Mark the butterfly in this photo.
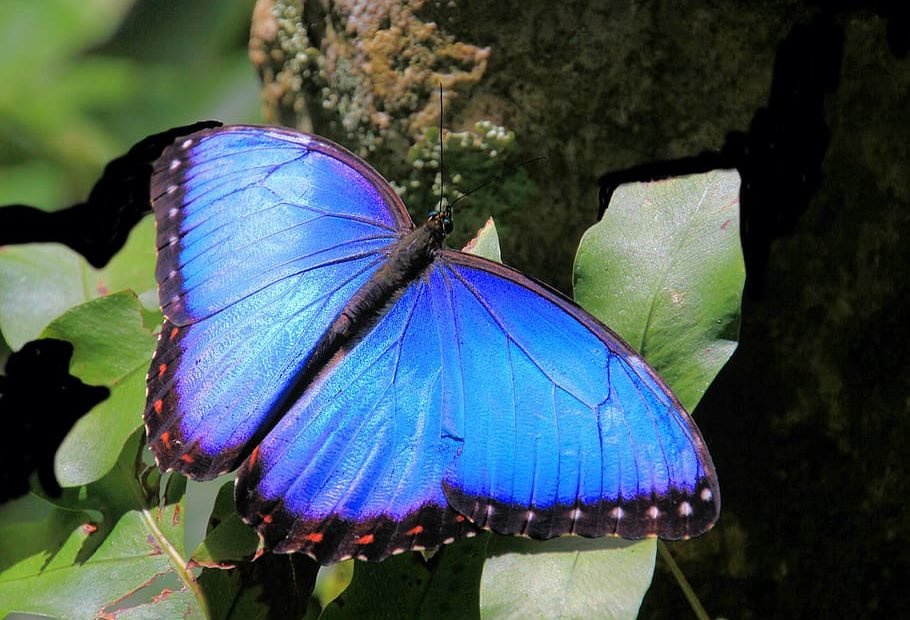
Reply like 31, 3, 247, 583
143, 125, 720, 565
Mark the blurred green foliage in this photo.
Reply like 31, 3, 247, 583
0, 0, 261, 210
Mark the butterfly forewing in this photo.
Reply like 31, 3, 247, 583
144, 127, 413, 479
235, 280, 479, 563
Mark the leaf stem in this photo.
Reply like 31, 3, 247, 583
139, 504, 210, 617
657, 540, 710, 620
123, 443, 211, 618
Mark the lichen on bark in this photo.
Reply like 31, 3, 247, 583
250, 0, 490, 158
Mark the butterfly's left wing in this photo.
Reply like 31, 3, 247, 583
144, 126, 413, 479
235, 249, 718, 564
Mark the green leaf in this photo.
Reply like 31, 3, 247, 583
193, 513, 260, 568
0, 230, 159, 486
462, 217, 502, 263
45, 291, 155, 487
321, 535, 488, 620
0, 430, 208, 620
0, 244, 99, 350
0, 215, 156, 351
480, 538, 656, 620
0, 492, 94, 579
573, 169, 744, 410
42, 290, 153, 383
192, 482, 259, 567
197, 554, 319, 620
313, 561, 354, 609
98, 214, 159, 303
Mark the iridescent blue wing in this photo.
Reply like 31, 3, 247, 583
435, 253, 719, 540
236, 250, 719, 564
144, 126, 413, 479
236, 280, 476, 563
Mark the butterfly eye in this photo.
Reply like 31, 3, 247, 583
426, 210, 453, 235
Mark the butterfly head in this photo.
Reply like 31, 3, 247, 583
426, 207, 453, 238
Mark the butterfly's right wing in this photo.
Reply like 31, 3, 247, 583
144, 126, 413, 479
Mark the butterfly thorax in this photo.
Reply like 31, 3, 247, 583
269, 213, 448, 423
325, 213, 447, 344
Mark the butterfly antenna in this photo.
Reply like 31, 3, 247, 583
448, 155, 549, 210
438, 83, 450, 221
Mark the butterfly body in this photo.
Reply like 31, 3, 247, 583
329, 213, 447, 340
144, 125, 720, 564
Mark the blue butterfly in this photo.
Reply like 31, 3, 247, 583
144, 125, 719, 564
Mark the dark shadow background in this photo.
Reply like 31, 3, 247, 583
1, 1, 908, 617
595, 4, 909, 618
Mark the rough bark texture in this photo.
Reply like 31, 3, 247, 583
250, 1, 910, 617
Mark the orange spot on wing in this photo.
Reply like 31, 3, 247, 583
158, 363, 167, 377
262, 513, 272, 524
249, 445, 260, 467
405, 525, 424, 536
169, 327, 179, 340
153, 400, 163, 414
304, 532, 324, 543
455, 515, 465, 522
354, 534, 375, 545
180, 453, 194, 464
160, 431, 171, 447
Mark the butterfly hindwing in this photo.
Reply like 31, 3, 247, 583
144, 127, 413, 479
235, 281, 478, 563
434, 253, 720, 540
